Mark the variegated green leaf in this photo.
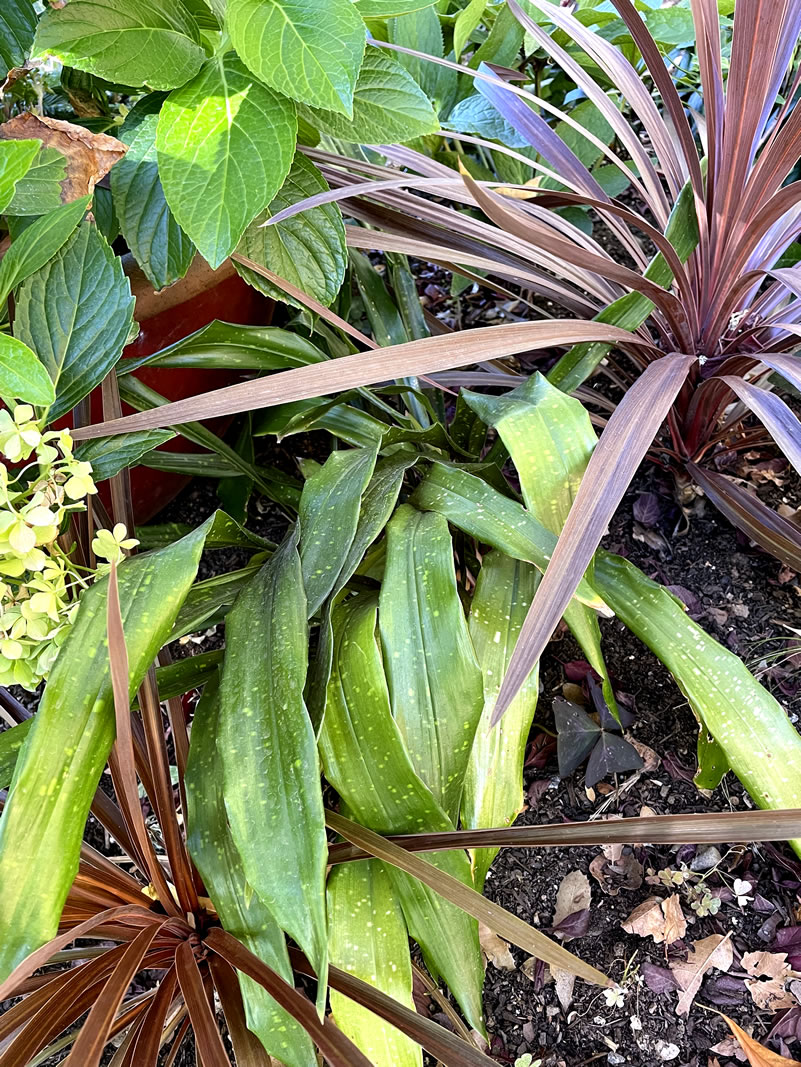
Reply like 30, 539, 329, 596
186, 674, 317, 1067
319, 594, 484, 1032
379, 505, 484, 824
219, 528, 329, 1002
328, 859, 420, 1067
463, 551, 539, 890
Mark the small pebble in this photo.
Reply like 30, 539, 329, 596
691, 845, 722, 872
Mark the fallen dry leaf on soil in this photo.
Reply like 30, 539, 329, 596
742, 951, 798, 1013
553, 870, 591, 941
590, 843, 644, 895
672, 933, 733, 1015
710, 1034, 747, 1061
622, 894, 686, 945
662, 894, 688, 945
720, 1012, 801, 1066
479, 923, 516, 971
0, 113, 126, 201
552, 967, 576, 1012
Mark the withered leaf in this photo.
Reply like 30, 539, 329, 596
479, 923, 516, 972
0, 113, 125, 202
721, 1012, 800, 1066
662, 894, 687, 946
672, 934, 733, 1016
553, 870, 591, 942
742, 951, 798, 1013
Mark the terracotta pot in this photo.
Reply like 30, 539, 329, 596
105, 256, 273, 522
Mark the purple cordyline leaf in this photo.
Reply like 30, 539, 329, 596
492, 352, 694, 725
687, 462, 801, 573
474, 63, 609, 203
718, 374, 801, 476
761, 352, 801, 393
506, 0, 671, 220
690, 0, 725, 201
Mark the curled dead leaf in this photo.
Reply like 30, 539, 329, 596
552, 967, 576, 1013
662, 894, 687, 946
719, 1012, 800, 1066
0, 112, 126, 201
479, 923, 516, 972
621, 894, 685, 945
742, 951, 798, 1013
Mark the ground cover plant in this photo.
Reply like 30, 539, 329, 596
1, 0, 801, 1065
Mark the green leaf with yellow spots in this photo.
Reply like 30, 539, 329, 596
378, 504, 484, 825
219, 526, 329, 1005
319, 594, 484, 1034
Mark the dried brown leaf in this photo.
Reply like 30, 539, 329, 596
0, 113, 125, 201
552, 968, 576, 1013
553, 871, 591, 942
720, 1012, 800, 1066
672, 934, 733, 1016
479, 923, 516, 972
742, 951, 797, 1013
622, 897, 667, 943
662, 895, 687, 946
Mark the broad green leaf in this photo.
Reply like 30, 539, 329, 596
319, 594, 484, 1032
306, 452, 416, 731
140, 511, 272, 553
0, 720, 32, 790
469, 1, 524, 69
111, 113, 195, 290
170, 560, 263, 640
157, 54, 297, 270
548, 180, 699, 393
0, 196, 90, 307
0, 140, 39, 214
593, 552, 801, 856
74, 429, 176, 481
328, 859, 421, 1067
120, 319, 327, 376
0, 1, 37, 80
236, 153, 347, 308
33, 0, 206, 91
303, 48, 439, 145
356, 0, 437, 13
0, 518, 215, 979
227, 0, 366, 116
4, 146, 67, 217
219, 529, 329, 1002
388, 5, 456, 112
463, 551, 539, 890
445, 93, 532, 148
14, 221, 134, 420
187, 675, 317, 1067
299, 446, 377, 616
453, 0, 487, 60
545, 98, 615, 178
464, 375, 616, 713
0, 335, 56, 407
411, 461, 607, 612
379, 504, 484, 823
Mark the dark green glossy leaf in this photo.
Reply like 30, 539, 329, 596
169, 560, 264, 640
14, 221, 134, 420
0, 1, 36, 80
112, 113, 195, 290
75, 429, 176, 481
219, 529, 329, 1001
186, 675, 317, 1067
0, 517, 215, 979
0, 719, 31, 790
237, 153, 346, 308
299, 447, 377, 616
